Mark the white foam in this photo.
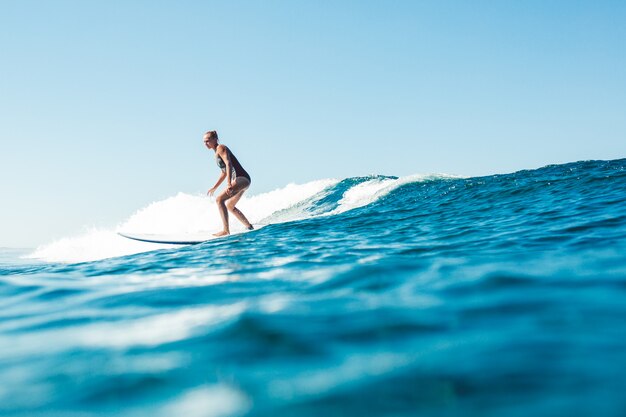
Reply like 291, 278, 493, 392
28, 175, 458, 264
27, 228, 163, 264
332, 177, 396, 214
331, 173, 460, 215
28, 179, 336, 263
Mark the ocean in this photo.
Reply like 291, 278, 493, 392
1, 158, 626, 416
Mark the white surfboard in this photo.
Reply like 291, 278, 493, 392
117, 232, 217, 245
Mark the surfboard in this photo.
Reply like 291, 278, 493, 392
117, 232, 216, 245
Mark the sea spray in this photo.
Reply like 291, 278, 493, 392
29, 179, 337, 263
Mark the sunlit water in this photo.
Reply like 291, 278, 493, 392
2, 159, 626, 416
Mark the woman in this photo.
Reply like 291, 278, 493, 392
204, 130, 254, 236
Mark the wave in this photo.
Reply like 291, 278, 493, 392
28, 179, 334, 263
7, 159, 626, 416
28, 174, 457, 264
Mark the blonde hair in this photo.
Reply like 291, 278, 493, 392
205, 130, 219, 141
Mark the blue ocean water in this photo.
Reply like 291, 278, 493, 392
2, 159, 626, 416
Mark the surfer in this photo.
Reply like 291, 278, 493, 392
204, 130, 254, 236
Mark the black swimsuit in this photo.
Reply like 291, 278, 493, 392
216, 148, 251, 182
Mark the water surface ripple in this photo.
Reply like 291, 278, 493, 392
2, 159, 626, 416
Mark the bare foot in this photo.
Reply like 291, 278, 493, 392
213, 230, 230, 237
247, 225, 254, 230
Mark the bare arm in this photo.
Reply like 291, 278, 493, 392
208, 171, 227, 196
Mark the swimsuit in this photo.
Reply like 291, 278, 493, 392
216, 148, 251, 182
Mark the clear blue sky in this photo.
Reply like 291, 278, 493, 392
1, 1, 625, 247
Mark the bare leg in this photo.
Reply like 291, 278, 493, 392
214, 193, 230, 236
213, 177, 251, 236
226, 189, 253, 229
